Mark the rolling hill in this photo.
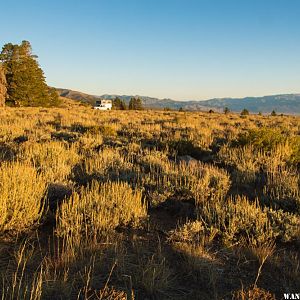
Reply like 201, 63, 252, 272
56, 88, 300, 114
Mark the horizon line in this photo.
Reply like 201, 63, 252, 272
55, 86, 300, 102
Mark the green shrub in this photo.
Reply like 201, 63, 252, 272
241, 108, 250, 116
234, 128, 287, 152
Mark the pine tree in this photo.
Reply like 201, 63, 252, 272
129, 97, 135, 110
224, 107, 230, 114
0, 64, 6, 106
135, 97, 143, 110
129, 97, 143, 110
119, 99, 127, 110
241, 108, 249, 116
0, 41, 60, 107
113, 97, 127, 110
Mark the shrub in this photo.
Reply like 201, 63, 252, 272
133, 252, 175, 299
72, 148, 134, 185
56, 181, 147, 241
234, 128, 287, 152
232, 286, 275, 300
140, 161, 230, 208
0, 162, 47, 235
99, 125, 117, 137
168, 139, 203, 158
289, 136, 300, 166
167, 220, 205, 244
198, 196, 299, 246
218, 144, 260, 184
199, 196, 274, 246
20, 141, 80, 182
241, 108, 250, 116
51, 131, 79, 143
224, 107, 230, 114
262, 167, 300, 212
266, 209, 300, 242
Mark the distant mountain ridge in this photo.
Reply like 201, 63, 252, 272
56, 88, 300, 114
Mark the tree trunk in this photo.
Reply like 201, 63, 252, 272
0, 65, 7, 107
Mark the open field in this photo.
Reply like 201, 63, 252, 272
0, 105, 299, 299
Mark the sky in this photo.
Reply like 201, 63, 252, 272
1, 0, 300, 100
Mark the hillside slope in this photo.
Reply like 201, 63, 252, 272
56, 88, 300, 114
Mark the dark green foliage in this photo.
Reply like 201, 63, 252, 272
0, 41, 61, 107
235, 128, 300, 167
48, 87, 61, 106
51, 131, 79, 143
241, 108, 249, 116
224, 107, 230, 114
163, 107, 172, 111
234, 128, 287, 152
129, 97, 143, 110
112, 97, 127, 110
208, 109, 214, 113
271, 110, 277, 116
168, 139, 206, 159
178, 107, 184, 112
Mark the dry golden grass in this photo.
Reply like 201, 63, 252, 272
0, 162, 47, 236
0, 106, 299, 299
56, 181, 147, 242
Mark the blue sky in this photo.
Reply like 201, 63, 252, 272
1, 0, 300, 100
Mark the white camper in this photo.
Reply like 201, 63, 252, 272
94, 99, 112, 110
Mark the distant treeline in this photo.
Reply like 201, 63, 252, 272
112, 97, 143, 110
0, 41, 60, 107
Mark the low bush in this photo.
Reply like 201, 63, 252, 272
20, 141, 80, 182
56, 181, 147, 242
0, 162, 47, 235
198, 196, 299, 246
167, 220, 205, 244
262, 167, 300, 213
232, 286, 275, 300
72, 148, 135, 185
99, 125, 117, 137
234, 128, 288, 152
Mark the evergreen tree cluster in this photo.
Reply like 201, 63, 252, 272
112, 97, 127, 110
112, 97, 144, 110
224, 107, 230, 114
241, 108, 249, 116
128, 97, 143, 110
0, 41, 60, 107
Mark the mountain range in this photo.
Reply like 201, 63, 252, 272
56, 88, 300, 114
